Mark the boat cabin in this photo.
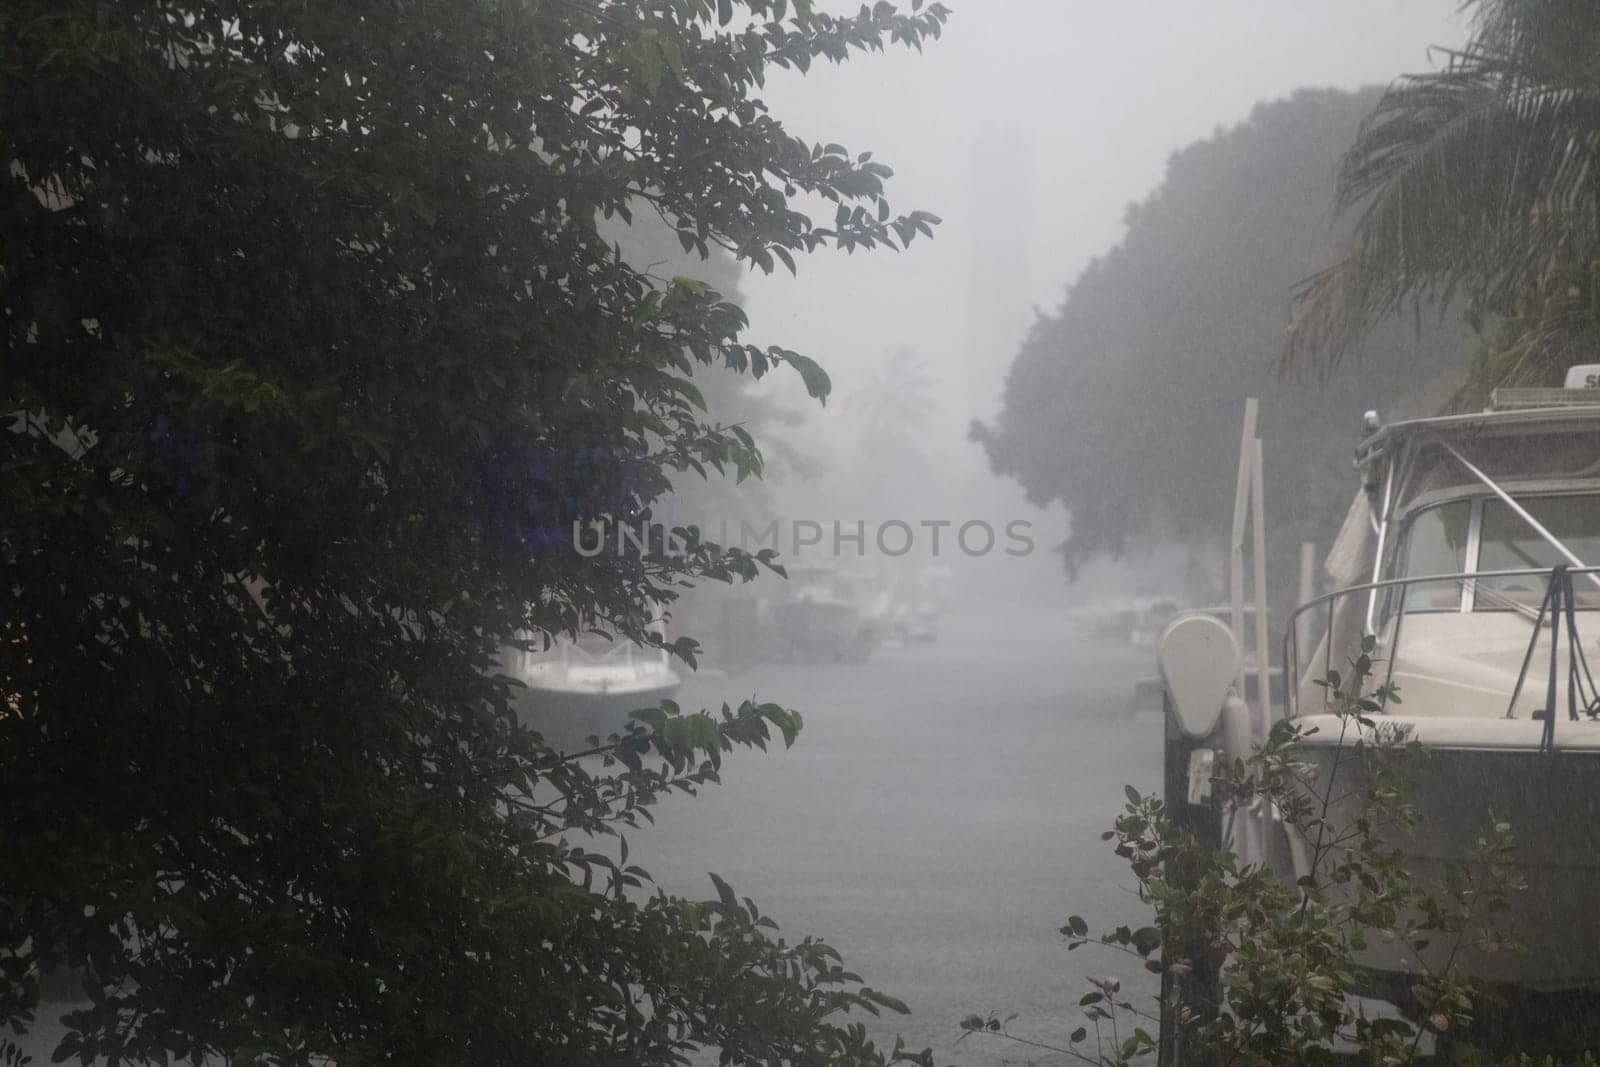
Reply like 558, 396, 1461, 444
1293, 398, 1600, 724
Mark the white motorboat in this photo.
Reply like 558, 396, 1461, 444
1282, 389, 1600, 1000
503, 628, 681, 751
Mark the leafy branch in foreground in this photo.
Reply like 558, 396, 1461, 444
2, 1, 950, 1063
964, 636, 1524, 1065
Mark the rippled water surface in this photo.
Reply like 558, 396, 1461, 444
638, 607, 1160, 1065
21, 608, 1159, 1066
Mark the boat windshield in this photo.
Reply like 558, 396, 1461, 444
1398, 500, 1471, 612
1394, 493, 1600, 612
1477, 495, 1600, 609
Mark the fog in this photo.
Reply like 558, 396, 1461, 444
21, 4, 1547, 1065
743, 1, 1466, 417
630, 8, 1485, 1064
690, 1, 1470, 617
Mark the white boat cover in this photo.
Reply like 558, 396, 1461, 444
1323, 490, 1373, 589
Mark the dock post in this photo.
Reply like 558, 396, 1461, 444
1158, 688, 1223, 1067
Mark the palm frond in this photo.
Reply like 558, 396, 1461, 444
1284, 2, 1600, 376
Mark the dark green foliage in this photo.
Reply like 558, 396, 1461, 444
974, 89, 1474, 579
964, 640, 1523, 1065
1, 1, 946, 1062
1286, 0, 1600, 391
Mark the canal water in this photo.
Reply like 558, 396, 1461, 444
18, 606, 1160, 1066
636, 605, 1160, 1065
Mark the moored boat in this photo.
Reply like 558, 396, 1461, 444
766, 562, 878, 662
1282, 389, 1600, 1001
503, 629, 681, 751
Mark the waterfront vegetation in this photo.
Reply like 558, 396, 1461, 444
963, 638, 1536, 1065
982, 0, 1600, 588
1, 2, 947, 1063
1285, 0, 1600, 400
10, 0, 1600, 1063
976, 4, 1600, 1047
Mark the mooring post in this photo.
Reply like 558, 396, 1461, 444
1157, 693, 1225, 1065
1156, 597, 1240, 1065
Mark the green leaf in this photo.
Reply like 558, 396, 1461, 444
782, 351, 832, 401
708, 871, 740, 911
4, 2, 954, 1062
860, 987, 910, 1015
670, 275, 714, 296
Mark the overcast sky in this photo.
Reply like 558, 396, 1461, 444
735, 2, 1470, 433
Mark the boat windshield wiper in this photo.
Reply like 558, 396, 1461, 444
1439, 440, 1600, 593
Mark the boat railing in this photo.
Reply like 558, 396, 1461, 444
516, 632, 674, 674
556, 638, 639, 669
1282, 564, 1600, 723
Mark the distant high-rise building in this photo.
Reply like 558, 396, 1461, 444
966, 121, 1034, 425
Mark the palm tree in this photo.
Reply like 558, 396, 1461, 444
846, 346, 942, 438
1284, 0, 1600, 398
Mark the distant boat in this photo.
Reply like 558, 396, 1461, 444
767, 562, 877, 662
1073, 595, 1184, 646
869, 564, 949, 647
503, 628, 681, 751
1128, 597, 1184, 648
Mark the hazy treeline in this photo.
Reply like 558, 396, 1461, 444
977, 89, 1476, 590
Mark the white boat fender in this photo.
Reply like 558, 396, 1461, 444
1220, 691, 1253, 769
1156, 612, 1240, 738
1284, 819, 1314, 882
1220, 693, 1269, 866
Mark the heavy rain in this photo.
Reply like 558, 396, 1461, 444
16, 2, 1600, 1064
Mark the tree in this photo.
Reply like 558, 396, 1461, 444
847, 347, 941, 439
605, 213, 821, 664
824, 345, 944, 520
1284, 0, 1600, 398
973, 90, 1474, 583
605, 211, 821, 529
1, 1, 946, 1063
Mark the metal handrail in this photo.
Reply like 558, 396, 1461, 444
560, 639, 637, 666
516, 634, 664, 674
1281, 564, 1600, 719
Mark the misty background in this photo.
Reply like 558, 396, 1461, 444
632, 6, 1482, 1064
7, 5, 1513, 1066
659, 1, 1474, 615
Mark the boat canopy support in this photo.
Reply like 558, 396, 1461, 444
1437, 439, 1600, 593
1229, 398, 1272, 737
